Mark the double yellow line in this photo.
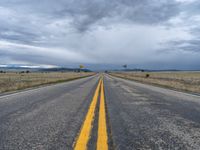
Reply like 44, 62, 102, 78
74, 77, 108, 150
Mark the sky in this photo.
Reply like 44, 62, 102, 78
0, 0, 200, 70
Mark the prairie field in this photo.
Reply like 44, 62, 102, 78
0, 72, 94, 93
110, 71, 200, 94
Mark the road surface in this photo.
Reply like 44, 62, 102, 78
0, 74, 200, 150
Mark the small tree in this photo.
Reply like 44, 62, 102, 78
122, 64, 127, 70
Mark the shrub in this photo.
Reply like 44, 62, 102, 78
146, 74, 150, 78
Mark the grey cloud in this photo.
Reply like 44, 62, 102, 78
160, 25, 200, 54
0, 0, 200, 69
181, 1, 200, 14
172, 39, 200, 52
157, 38, 200, 55
0, 0, 181, 47
0, 29, 38, 44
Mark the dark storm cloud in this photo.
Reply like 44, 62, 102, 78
62, 0, 180, 31
0, 0, 180, 32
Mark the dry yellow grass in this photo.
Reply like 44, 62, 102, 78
0, 72, 94, 93
110, 71, 200, 94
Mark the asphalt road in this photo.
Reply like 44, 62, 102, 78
0, 74, 200, 150
0, 75, 99, 150
104, 74, 200, 150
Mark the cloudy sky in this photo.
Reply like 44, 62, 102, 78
0, 0, 200, 70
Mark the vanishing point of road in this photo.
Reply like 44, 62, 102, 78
0, 74, 200, 150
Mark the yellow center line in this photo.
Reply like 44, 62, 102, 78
74, 78, 102, 150
97, 78, 108, 150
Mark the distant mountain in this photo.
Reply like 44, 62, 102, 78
0, 66, 38, 72
39, 68, 92, 72
111, 68, 181, 72
0, 65, 92, 72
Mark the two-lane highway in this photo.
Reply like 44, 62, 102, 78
0, 74, 200, 150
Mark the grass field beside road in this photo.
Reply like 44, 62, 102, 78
110, 71, 200, 94
0, 72, 94, 93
